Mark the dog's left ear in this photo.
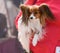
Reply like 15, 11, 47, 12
39, 4, 54, 26
39, 4, 54, 20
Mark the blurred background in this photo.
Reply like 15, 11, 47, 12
0, 0, 25, 41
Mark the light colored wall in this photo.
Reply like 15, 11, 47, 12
0, 0, 13, 37
0, 0, 7, 15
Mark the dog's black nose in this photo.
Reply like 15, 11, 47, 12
30, 17, 33, 19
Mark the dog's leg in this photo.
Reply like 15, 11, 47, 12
32, 33, 39, 46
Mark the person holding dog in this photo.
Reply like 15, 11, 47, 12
15, 0, 60, 53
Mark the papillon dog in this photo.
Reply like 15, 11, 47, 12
18, 3, 54, 53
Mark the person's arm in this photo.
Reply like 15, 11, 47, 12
15, 0, 34, 29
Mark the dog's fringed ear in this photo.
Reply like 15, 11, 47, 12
20, 4, 27, 15
39, 4, 54, 20
39, 4, 54, 26
19, 4, 29, 25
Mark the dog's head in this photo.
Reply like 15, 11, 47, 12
20, 3, 54, 27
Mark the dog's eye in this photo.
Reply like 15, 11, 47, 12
28, 11, 31, 14
34, 12, 38, 14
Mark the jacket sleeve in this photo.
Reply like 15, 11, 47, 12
15, 0, 34, 29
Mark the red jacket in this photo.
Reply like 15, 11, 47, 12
15, 0, 60, 53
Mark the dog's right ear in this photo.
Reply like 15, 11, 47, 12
19, 4, 29, 25
19, 4, 27, 13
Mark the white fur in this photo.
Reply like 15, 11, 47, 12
18, 13, 44, 52
29, 14, 43, 46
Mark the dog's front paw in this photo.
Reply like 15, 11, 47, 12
32, 34, 38, 46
